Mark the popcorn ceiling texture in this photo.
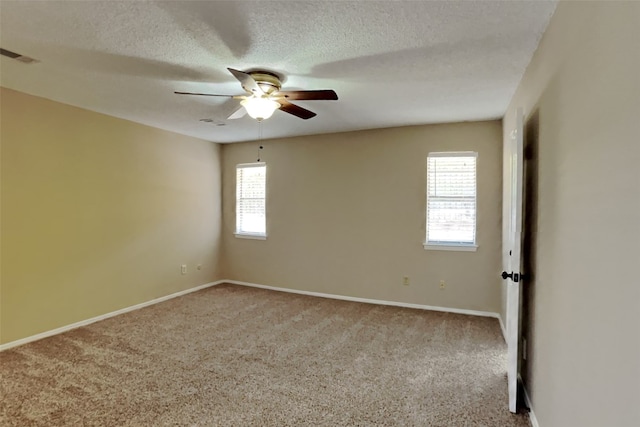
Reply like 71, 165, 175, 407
0, 1, 556, 143
0, 284, 530, 426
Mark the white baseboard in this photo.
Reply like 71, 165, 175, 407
498, 314, 507, 343
225, 279, 501, 320
0, 280, 225, 352
2, 279, 503, 352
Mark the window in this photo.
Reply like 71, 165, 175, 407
235, 162, 266, 239
425, 152, 477, 251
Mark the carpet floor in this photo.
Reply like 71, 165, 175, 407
0, 283, 530, 426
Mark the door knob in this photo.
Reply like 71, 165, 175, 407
501, 271, 520, 282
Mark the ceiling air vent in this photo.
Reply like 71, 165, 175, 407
0, 48, 38, 64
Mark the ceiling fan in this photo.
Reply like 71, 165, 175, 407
175, 68, 338, 121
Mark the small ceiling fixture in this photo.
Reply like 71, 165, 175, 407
0, 47, 38, 64
240, 97, 281, 121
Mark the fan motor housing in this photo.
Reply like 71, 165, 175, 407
246, 71, 282, 95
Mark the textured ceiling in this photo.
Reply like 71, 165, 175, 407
0, 1, 556, 143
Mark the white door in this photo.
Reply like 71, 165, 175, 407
504, 107, 525, 413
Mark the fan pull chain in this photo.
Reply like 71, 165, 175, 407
257, 121, 263, 162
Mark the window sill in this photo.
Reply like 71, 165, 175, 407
423, 243, 477, 252
235, 233, 267, 240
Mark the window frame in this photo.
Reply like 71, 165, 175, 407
424, 151, 478, 252
235, 162, 267, 240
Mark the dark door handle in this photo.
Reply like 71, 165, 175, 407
501, 271, 520, 282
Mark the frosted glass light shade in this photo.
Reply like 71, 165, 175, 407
241, 97, 280, 120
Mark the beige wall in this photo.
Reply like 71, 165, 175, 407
222, 121, 503, 313
502, 2, 640, 426
0, 88, 223, 344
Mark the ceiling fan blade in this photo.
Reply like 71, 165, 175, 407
174, 91, 234, 97
227, 105, 247, 120
277, 99, 317, 120
227, 68, 264, 95
218, 98, 246, 120
277, 90, 338, 101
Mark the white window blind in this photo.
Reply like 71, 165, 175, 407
426, 153, 477, 248
236, 163, 266, 238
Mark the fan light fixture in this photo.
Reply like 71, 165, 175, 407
241, 97, 280, 120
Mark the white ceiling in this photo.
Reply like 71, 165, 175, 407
0, 1, 556, 143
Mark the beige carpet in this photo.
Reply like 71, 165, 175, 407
0, 284, 530, 426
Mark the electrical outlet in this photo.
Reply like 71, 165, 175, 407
402, 276, 410, 286
440, 280, 446, 290
181, 264, 187, 275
